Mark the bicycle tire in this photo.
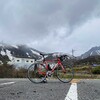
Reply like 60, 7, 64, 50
27, 63, 46, 83
56, 64, 74, 83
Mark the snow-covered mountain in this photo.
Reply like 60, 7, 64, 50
0, 43, 73, 64
0, 43, 42, 62
80, 46, 100, 59
0, 43, 74, 60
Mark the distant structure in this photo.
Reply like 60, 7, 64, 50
0, 55, 35, 67
8, 57, 34, 65
72, 49, 76, 57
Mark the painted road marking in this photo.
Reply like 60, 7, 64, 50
64, 83, 78, 100
0, 82, 15, 86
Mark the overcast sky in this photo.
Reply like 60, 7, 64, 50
0, 0, 100, 56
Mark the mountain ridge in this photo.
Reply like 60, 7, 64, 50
0, 43, 100, 62
80, 46, 100, 59
0, 44, 42, 62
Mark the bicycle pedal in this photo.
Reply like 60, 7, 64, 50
42, 80, 47, 83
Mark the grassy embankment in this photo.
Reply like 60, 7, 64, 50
73, 66, 100, 79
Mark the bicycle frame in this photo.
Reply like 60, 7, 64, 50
42, 58, 66, 75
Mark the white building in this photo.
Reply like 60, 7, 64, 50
8, 57, 35, 67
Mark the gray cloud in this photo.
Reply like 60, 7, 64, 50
0, 0, 100, 53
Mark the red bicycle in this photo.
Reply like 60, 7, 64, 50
28, 52, 74, 83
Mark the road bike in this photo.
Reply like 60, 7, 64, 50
28, 52, 74, 83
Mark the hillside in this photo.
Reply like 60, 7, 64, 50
80, 46, 100, 59
0, 44, 42, 62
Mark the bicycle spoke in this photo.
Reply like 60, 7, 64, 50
56, 65, 74, 83
28, 63, 46, 83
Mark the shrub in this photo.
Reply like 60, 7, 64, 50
0, 64, 28, 78
17, 67, 28, 78
0, 64, 16, 78
92, 66, 100, 74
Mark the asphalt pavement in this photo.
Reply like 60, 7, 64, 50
78, 79, 100, 100
0, 79, 100, 100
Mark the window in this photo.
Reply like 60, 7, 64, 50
26, 60, 29, 62
17, 60, 20, 62
31, 61, 33, 63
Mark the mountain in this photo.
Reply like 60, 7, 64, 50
0, 43, 73, 64
0, 43, 43, 63
80, 46, 100, 59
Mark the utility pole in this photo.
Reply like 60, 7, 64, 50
72, 49, 76, 57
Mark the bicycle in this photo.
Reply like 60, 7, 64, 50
27, 52, 74, 83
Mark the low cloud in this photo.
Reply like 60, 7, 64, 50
0, 0, 100, 54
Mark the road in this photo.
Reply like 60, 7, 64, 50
0, 79, 100, 100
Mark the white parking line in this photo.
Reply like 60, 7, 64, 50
64, 83, 78, 100
0, 82, 15, 86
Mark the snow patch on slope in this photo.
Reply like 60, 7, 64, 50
90, 51, 93, 56
26, 52, 30, 57
31, 50, 40, 55
96, 50, 100, 55
1, 49, 6, 56
6, 50, 13, 60
11, 45, 18, 49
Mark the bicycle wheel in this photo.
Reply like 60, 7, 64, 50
56, 64, 74, 83
28, 63, 46, 83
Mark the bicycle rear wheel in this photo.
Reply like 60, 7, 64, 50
56, 64, 74, 83
28, 63, 46, 83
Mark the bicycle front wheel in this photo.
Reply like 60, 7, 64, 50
56, 65, 74, 83
28, 63, 46, 83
